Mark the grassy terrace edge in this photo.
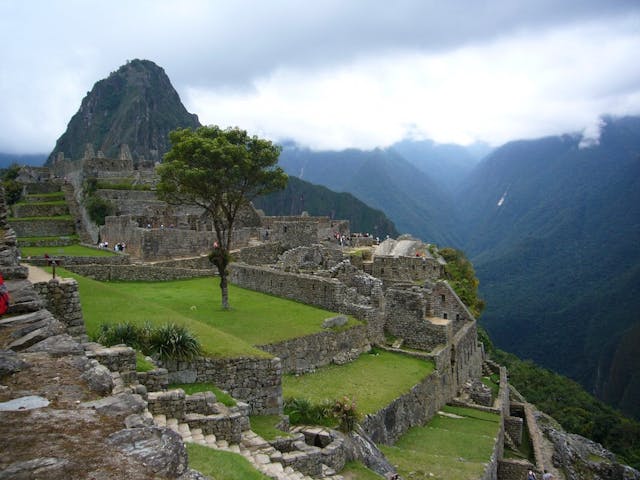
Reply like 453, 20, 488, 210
53, 268, 362, 358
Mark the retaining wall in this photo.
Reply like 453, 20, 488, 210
26, 254, 130, 267
10, 218, 75, 237
258, 324, 370, 374
64, 264, 214, 281
162, 356, 283, 415
31, 277, 86, 336
12, 203, 69, 218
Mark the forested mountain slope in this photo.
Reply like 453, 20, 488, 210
254, 176, 399, 238
278, 145, 459, 246
456, 116, 640, 419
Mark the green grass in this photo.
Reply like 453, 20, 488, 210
9, 215, 72, 221
15, 200, 67, 206
169, 382, 236, 406
136, 352, 155, 372
18, 235, 79, 242
25, 192, 65, 198
481, 374, 500, 400
21, 245, 117, 257
52, 269, 357, 359
283, 350, 434, 415
186, 443, 271, 480
341, 461, 385, 479
249, 415, 290, 440
380, 405, 500, 480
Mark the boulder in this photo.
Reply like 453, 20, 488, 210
107, 426, 188, 478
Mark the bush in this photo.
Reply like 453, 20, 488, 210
85, 195, 115, 225
333, 396, 360, 432
97, 321, 145, 349
96, 321, 202, 363
150, 323, 202, 361
284, 397, 334, 426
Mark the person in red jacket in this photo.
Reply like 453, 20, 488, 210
0, 273, 10, 315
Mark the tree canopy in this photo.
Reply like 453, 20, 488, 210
157, 125, 287, 309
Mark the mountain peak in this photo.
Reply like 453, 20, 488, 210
46, 59, 200, 165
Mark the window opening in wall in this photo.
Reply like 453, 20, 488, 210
441, 294, 446, 302
381, 268, 385, 274
443, 312, 448, 319
456, 314, 460, 321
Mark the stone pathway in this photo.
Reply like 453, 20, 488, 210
153, 414, 344, 480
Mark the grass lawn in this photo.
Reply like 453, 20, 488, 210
186, 443, 271, 480
283, 350, 434, 415
380, 405, 500, 480
341, 461, 385, 479
249, 415, 290, 440
9, 215, 72, 221
52, 269, 358, 357
21, 244, 117, 257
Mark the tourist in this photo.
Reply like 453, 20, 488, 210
542, 471, 553, 480
527, 469, 537, 480
0, 273, 10, 315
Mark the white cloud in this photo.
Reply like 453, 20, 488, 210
0, 1, 639, 153
186, 17, 640, 149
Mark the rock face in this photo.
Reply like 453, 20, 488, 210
47, 59, 200, 165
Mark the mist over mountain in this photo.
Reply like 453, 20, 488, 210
278, 145, 460, 246
455, 116, 640, 419
389, 139, 490, 192
46, 59, 200, 165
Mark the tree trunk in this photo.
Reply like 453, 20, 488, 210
219, 269, 229, 310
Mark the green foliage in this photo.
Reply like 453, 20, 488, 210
157, 125, 287, 309
95, 321, 201, 363
1, 163, 23, 205
439, 247, 485, 317
340, 461, 385, 479
149, 323, 202, 361
332, 395, 360, 432
490, 348, 640, 469
136, 351, 155, 372
85, 194, 115, 225
283, 397, 335, 427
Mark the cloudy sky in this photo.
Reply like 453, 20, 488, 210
1, 0, 639, 154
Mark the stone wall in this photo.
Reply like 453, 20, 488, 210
236, 242, 285, 265
162, 356, 283, 415
258, 325, 370, 374
31, 277, 86, 336
26, 254, 130, 267
361, 368, 449, 444
450, 322, 483, 389
269, 220, 321, 249
230, 263, 347, 313
384, 287, 450, 351
64, 264, 214, 282
372, 255, 443, 284
97, 189, 165, 216
10, 218, 75, 237
137, 368, 169, 392
12, 203, 69, 218
428, 281, 474, 332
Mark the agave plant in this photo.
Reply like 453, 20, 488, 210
149, 323, 202, 362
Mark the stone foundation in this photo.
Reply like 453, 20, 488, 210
31, 277, 86, 336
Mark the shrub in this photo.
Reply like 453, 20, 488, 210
284, 397, 334, 426
85, 195, 115, 225
333, 396, 360, 432
97, 321, 144, 349
149, 323, 202, 361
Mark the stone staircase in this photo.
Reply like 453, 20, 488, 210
152, 414, 345, 480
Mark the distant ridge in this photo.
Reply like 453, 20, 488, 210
46, 59, 200, 165
254, 176, 399, 238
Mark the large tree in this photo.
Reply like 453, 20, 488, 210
157, 126, 287, 309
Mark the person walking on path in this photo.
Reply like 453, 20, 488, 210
527, 470, 537, 480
